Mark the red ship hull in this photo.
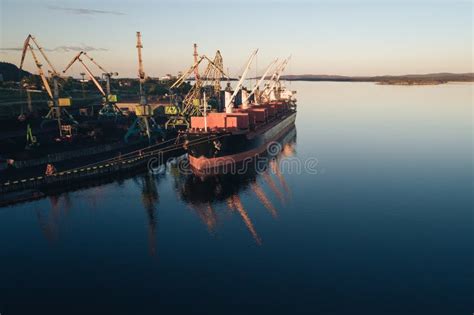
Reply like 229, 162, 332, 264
186, 105, 296, 175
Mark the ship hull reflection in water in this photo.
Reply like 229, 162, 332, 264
175, 127, 297, 245
33, 127, 297, 254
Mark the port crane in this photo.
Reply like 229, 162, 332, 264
166, 46, 227, 129
62, 51, 123, 118
201, 50, 225, 106
124, 32, 163, 143
20, 34, 77, 138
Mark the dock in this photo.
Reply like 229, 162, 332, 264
0, 134, 219, 202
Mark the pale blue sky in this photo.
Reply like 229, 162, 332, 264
0, 0, 472, 78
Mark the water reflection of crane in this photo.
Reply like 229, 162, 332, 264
262, 171, 285, 205
174, 127, 297, 244
135, 174, 160, 256
36, 208, 58, 242
228, 194, 262, 245
188, 202, 218, 233
250, 182, 278, 218
36, 193, 72, 242
282, 141, 296, 158
33, 128, 296, 248
84, 186, 105, 209
270, 159, 291, 197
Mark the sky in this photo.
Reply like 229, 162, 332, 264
0, 0, 472, 78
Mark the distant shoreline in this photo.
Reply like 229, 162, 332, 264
277, 73, 474, 85
377, 80, 447, 86
1, 61, 472, 84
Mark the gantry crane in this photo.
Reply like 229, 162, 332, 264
124, 32, 163, 143
165, 45, 227, 129
20, 34, 77, 138
62, 51, 123, 118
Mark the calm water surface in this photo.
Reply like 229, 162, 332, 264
0, 82, 472, 314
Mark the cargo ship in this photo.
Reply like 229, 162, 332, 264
185, 53, 297, 174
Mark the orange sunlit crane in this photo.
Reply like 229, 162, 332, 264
20, 34, 77, 138
124, 32, 163, 143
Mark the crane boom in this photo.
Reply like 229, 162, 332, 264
268, 59, 285, 84
77, 59, 106, 96
243, 58, 278, 104
63, 51, 84, 73
193, 43, 200, 80
275, 55, 291, 82
26, 44, 53, 99
228, 49, 258, 107
171, 53, 229, 90
64, 51, 115, 96
63, 51, 106, 96
29, 35, 58, 75
136, 31, 145, 81
202, 54, 229, 80
170, 56, 205, 88
20, 36, 31, 70
82, 52, 109, 74
263, 56, 290, 97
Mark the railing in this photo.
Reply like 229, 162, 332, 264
0, 134, 227, 194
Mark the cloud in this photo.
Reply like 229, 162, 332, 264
47, 5, 125, 16
0, 45, 108, 53
50, 45, 108, 52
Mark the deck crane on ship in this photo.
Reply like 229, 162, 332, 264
243, 58, 279, 106
223, 49, 258, 113
261, 56, 296, 105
